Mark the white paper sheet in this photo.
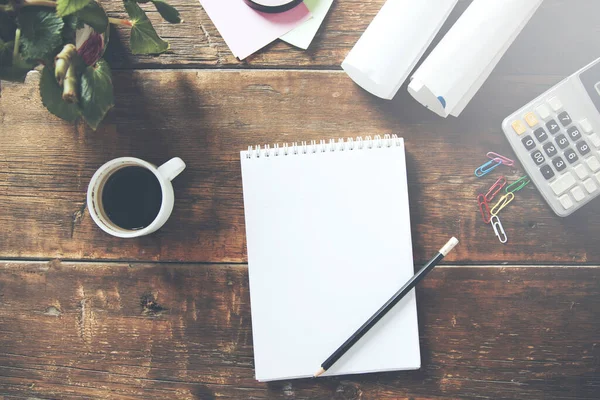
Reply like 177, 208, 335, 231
240, 138, 420, 381
281, 0, 334, 49
408, 0, 545, 117
198, 0, 310, 60
341, 0, 459, 100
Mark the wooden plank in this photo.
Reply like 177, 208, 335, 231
0, 261, 597, 399
2, 69, 600, 263
99, 0, 600, 72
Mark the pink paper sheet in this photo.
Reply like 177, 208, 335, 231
199, 0, 311, 60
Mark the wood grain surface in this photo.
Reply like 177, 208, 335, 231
2, 0, 600, 398
2, 69, 600, 263
0, 261, 597, 400
99, 0, 600, 72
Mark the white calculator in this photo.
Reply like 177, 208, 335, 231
502, 57, 600, 217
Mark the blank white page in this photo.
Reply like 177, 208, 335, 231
240, 137, 420, 381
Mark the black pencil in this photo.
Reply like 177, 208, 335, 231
314, 237, 459, 378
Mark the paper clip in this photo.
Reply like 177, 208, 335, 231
487, 152, 515, 166
478, 194, 491, 224
485, 176, 507, 202
490, 192, 515, 216
505, 176, 531, 193
491, 215, 508, 244
475, 158, 502, 177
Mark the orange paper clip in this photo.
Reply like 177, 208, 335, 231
485, 176, 507, 202
478, 194, 491, 224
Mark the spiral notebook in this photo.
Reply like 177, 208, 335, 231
240, 135, 420, 382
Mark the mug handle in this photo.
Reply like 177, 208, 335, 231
157, 157, 186, 181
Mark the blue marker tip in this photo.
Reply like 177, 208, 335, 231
437, 96, 446, 108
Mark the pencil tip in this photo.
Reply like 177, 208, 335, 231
313, 367, 326, 378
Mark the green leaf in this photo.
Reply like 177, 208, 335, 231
57, 0, 91, 17
151, 0, 181, 24
80, 59, 114, 130
0, 13, 17, 42
18, 7, 64, 61
0, 55, 33, 82
77, 2, 108, 33
124, 0, 169, 55
0, 39, 34, 82
0, 38, 11, 67
40, 64, 81, 122
61, 14, 79, 43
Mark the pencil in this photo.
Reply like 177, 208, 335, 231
314, 237, 459, 378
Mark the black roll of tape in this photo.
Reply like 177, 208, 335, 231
243, 0, 304, 14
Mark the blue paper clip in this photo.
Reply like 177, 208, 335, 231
475, 158, 502, 177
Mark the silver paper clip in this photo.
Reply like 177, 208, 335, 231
491, 215, 507, 244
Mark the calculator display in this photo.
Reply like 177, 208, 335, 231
579, 61, 600, 113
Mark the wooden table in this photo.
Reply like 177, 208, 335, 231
1, 0, 599, 398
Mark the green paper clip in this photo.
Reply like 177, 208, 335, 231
505, 176, 530, 193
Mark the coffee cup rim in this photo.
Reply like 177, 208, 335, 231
87, 157, 173, 238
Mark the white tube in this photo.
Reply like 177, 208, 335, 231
408, 0, 545, 117
341, 0, 459, 100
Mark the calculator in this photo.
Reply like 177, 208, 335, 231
502, 57, 600, 217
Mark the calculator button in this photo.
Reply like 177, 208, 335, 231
552, 156, 567, 172
589, 133, 600, 148
576, 140, 591, 156
540, 164, 555, 180
580, 119, 593, 134
550, 172, 576, 196
583, 178, 598, 194
548, 96, 563, 111
536, 104, 551, 119
546, 119, 561, 135
542, 142, 557, 157
522, 135, 536, 150
558, 111, 572, 127
534, 128, 548, 143
511, 120, 527, 135
596, 171, 600, 183
574, 164, 589, 179
564, 148, 579, 164
531, 150, 545, 165
570, 186, 586, 202
586, 156, 600, 172
524, 112, 539, 127
558, 194, 573, 210
567, 126, 582, 142
556, 134, 570, 149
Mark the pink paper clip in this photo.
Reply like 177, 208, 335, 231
485, 176, 507, 203
487, 152, 514, 166
478, 194, 491, 224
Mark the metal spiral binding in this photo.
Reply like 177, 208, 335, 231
245, 134, 401, 159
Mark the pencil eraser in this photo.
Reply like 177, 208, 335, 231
440, 237, 459, 256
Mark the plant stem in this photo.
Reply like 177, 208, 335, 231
63, 64, 78, 103
108, 17, 133, 27
13, 28, 20, 60
22, 0, 57, 7
55, 44, 76, 86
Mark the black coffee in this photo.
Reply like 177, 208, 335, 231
102, 166, 163, 230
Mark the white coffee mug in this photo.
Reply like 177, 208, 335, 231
87, 157, 186, 238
